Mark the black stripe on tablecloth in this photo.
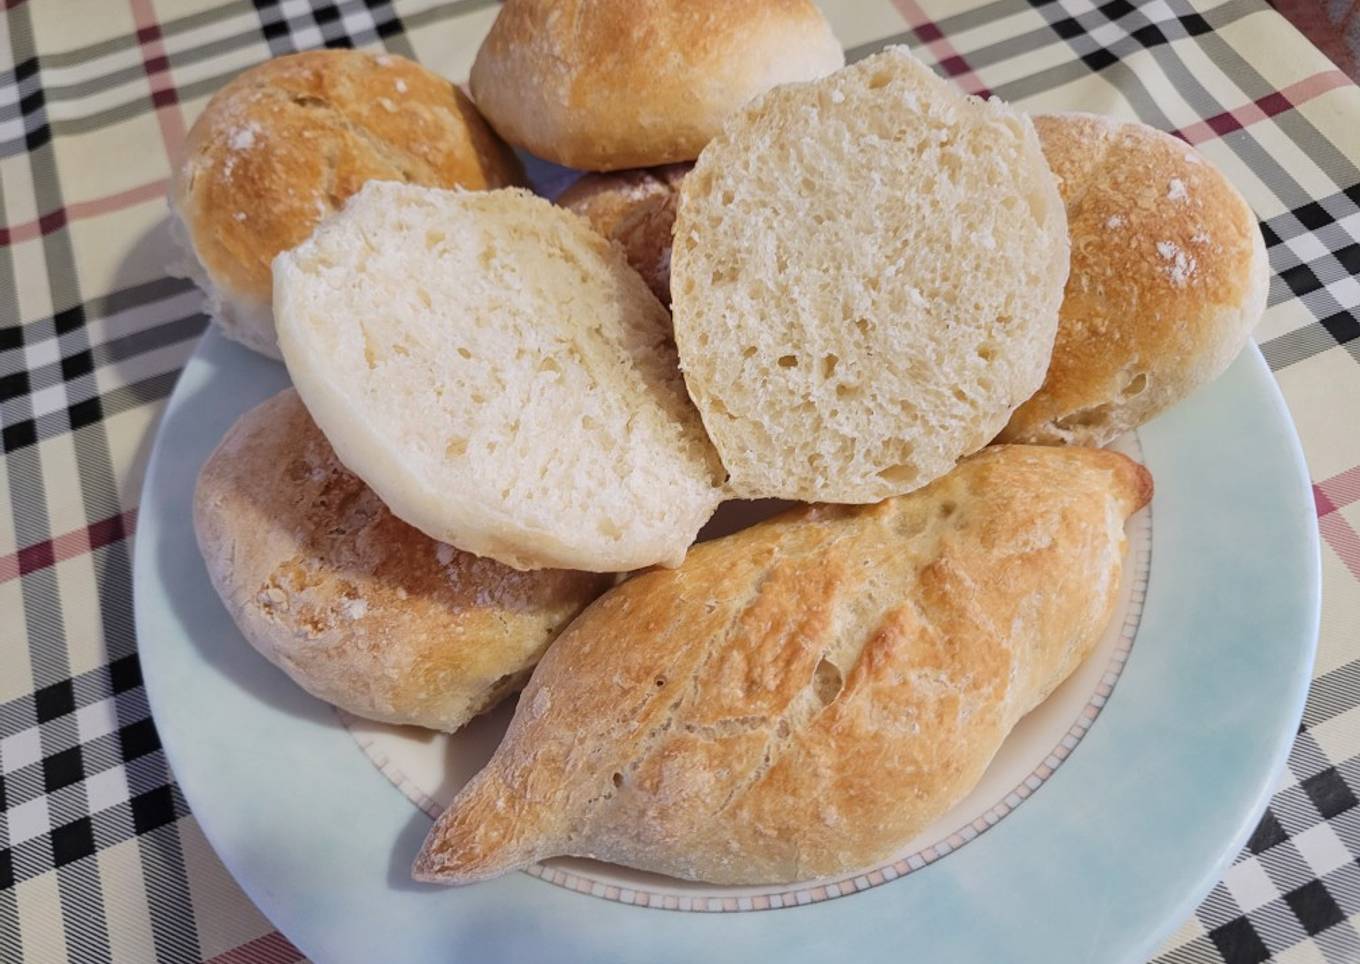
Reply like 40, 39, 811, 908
0, 282, 206, 459
1, 368, 194, 457
1038, 0, 1304, 196
1195, 24, 1360, 196
251, 0, 352, 56
0, 314, 206, 399
1258, 203, 1360, 370
0, 277, 198, 361
854, 0, 1265, 105
5, 715, 163, 816
4, 782, 192, 884
0, 0, 490, 159
1302, 660, 1360, 729
5, 2, 119, 955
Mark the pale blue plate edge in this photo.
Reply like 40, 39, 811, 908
133, 331, 1321, 964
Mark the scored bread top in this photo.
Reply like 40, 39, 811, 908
414, 444, 1151, 885
671, 46, 1070, 503
998, 112, 1270, 446
469, 0, 844, 171
193, 389, 613, 733
170, 49, 522, 357
273, 181, 725, 573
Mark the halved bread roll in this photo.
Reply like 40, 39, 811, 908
414, 444, 1152, 885
999, 113, 1270, 446
193, 390, 613, 733
469, 0, 844, 171
274, 182, 725, 573
170, 49, 522, 358
671, 47, 1069, 504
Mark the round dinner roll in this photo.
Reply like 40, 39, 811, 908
998, 113, 1270, 447
274, 181, 725, 573
557, 163, 691, 302
671, 46, 1069, 504
170, 49, 522, 358
193, 389, 614, 733
468, 0, 844, 171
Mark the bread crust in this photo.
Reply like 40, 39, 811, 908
414, 444, 1152, 884
170, 50, 522, 357
469, 0, 844, 171
999, 113, 1269, 446
557, 164, 690, 302
193, 389, 612, 732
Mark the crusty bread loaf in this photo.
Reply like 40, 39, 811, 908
670, 47, 1070, 504
557, 164, 691, 303
998, 113, 1270, 446
413, 444, 1152, 885
170, 49, 522, 358
274, 181, 725, 573
193, 390, 613, 733
468, 0, 844, 171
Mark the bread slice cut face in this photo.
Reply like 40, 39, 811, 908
672, 46, 1070, 503
275, 181, 724, 572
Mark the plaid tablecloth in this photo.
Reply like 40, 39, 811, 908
1, 0, 1358, 961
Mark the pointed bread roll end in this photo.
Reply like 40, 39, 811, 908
1085, 445, 1154, 513
412, 771, 549, 885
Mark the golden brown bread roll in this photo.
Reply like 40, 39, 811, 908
170, 50, 522, 358
413, 444, 1152, 885
556, 164, 690, 303
468, 0, 844, 171
193, 389, 613, 733
999, 113, 1269, 446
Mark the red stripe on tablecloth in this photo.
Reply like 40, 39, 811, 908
1316, 466, 1360, 581
128, 0, 187, 159
1316, 484, 1339, 517
203, 932, 305, 964
890, 0, 993, 97
1175, 70, 1352, 144
1321, 512, 1360, 583
0, 509, 137, 584
1317, 465, 1360, 516
0, 179, 168, 247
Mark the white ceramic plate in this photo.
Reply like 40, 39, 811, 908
134, 326, 1317, 963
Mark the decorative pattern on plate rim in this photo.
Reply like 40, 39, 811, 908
340, 434, 1153, 913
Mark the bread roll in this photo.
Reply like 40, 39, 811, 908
671, 47, 1069, 504
999, 113, 1270, 446
170, 50, 522, 358
413, 444, 1152, 885
193, 390, 613, 733
468, 0, 844, 171
274, 181, 725, 573
557, 164, 690, 303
